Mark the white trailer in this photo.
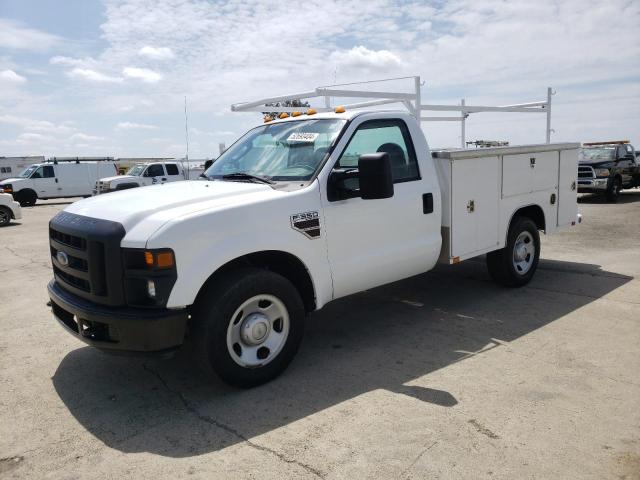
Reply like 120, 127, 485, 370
0, 156, 45, 181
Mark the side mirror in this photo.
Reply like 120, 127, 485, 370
358, 153, 394, 200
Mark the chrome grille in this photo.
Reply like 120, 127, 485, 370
578, 166, 595, 179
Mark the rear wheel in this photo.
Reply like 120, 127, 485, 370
192, 268, 305, 388
0, 206, 11, 226
606, 176, 621, 203
487, 217, 540, 287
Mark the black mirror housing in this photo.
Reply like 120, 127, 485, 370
358, 153, 394, 200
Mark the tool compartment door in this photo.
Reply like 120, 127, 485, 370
557, 149, 578, 227
450, 156, 500, 258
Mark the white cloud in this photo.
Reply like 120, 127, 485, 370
17, 132, 54, 143
329, 46, 404, 71
68, 68, 123, 83
122, 67, 162, 83
70, 133, 104, 142
50, 56, 90, 67
0, 69, 26, 83
116, 121, 157, 130
1, 0, 639, 157
0, 114, 77, 135
0, 18, 59, 51
139, 46, 175, 60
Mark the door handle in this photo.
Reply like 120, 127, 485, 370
55, 178, 58, 183
422, 193, 433, 214
162, 177, 167, 181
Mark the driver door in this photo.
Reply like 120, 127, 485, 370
321, 118, 438, 299
31, 165, 58, 197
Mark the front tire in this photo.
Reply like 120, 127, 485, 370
192, 268, 305, 388
487, 217, 540, 287
606, 176, 621, 203
0, 206, 11, 226
16, 189, 37, 207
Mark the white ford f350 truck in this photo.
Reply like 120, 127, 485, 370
47, 109, 580, 387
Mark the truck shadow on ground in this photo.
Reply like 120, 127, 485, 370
52, 259, 632, 458
578, 191, 640, 204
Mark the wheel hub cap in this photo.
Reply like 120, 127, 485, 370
240, 313, 271, 345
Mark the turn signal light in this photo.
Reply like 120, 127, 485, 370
263, 115, 274, 123
291, 111, 302, 117
334, 105, 345, 113
278, 112, 289, 119
144, 250, 175, 269
306, 108, 317, 115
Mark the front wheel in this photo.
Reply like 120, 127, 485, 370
486, 217, 540, 287
16, 189, 37, 207
0, 206, 11, 226
192, 268, 305, 388
606, 177, 621, 203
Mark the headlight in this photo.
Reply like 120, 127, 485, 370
103, 181, 111, 189
122, 248, 177, 307
1, 184, 12, 193
594, 169, 610, 177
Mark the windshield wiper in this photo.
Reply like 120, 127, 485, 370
221, 172, 275, 185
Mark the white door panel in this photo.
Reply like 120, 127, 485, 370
323, 181, 437, 298
321, 116, 441, 299
451, 156, 500, 257
558, 149, 578, 227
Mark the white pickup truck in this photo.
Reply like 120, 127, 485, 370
94, 161, 186, 194
47, 110, 580, 387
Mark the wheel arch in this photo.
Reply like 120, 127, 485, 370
506, 204, 546, 241
194, 250, 317, 313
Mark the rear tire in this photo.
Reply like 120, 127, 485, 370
192, 268, 305, 388
487, 217, 540, 287
605, 177, 621, 203
0, 206, 11, 226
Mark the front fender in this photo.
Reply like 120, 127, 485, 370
146, 183, 333, 309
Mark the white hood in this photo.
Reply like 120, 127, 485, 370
65, 179, 279, 238
100, 175, 136, 183
0, 177, 24, 185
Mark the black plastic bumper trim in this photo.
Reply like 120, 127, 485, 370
48, 280, 188, 353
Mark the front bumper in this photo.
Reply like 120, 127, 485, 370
48, 280, 188, 354
577, 178, 608, 192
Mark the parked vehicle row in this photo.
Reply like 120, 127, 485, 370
577, 141, 640, 202
46, 108, 581, 388
0, 160, 118, 206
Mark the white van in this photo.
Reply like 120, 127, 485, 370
0, 161, 118, 206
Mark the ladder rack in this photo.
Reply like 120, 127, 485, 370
231, 76, 554, 147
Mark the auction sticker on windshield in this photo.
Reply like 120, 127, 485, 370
287, 132, 319, 143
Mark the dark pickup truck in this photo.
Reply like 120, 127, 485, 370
577, 141, 640, 202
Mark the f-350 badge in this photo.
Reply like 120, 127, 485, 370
290, 211, 321, 239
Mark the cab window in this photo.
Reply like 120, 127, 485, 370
165, 164, 179, 175
336, 119, 420, 183
32, 165, 55, 178
145, 164, 165, 177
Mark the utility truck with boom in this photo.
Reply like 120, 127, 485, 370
47, 78, 581, 387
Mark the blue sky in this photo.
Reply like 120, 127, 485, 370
1, 0, 639, 158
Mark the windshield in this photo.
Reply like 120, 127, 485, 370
127, 164, 146, 176
20, 165, 38, 178
205, 119, 346, 181
579, 148, 615, 161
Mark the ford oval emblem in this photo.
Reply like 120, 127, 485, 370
56, 251, 69, 266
